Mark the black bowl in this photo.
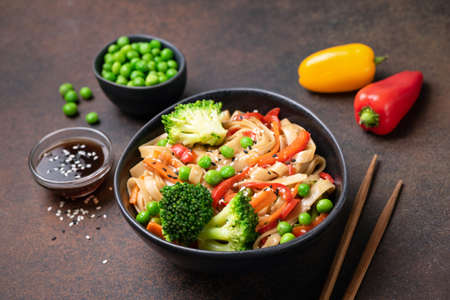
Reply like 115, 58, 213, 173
114, 88, 348, 274
93, 34, 187, 117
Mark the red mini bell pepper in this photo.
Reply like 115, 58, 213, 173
354, 70, 423, 135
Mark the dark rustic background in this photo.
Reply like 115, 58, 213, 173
1, 0, 449, 299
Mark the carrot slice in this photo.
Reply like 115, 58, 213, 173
146, 222, 164, 239
143, 158, 181, 183
250, 190, 277, 212
129, 185, 139, 205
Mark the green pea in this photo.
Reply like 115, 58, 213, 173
298, 212, 312, 225
151, 48, 160, 56
145, 74, 159, 86
220, 145, 234, 158
147, 61, 156, 71
131, 43, 140, 51
280, 233, 296, 244
85, 112, 99, 124
104, 53, 114, 63
149, 39, 161, 49
112, 51, 126, 63
149, 70, 158, 76
135, 60, 149, 73
142, 53, 153, 62
157, 72, 164, 76
59, 83, 73, 96
146, 201, 160, 216
62, 102, 78, 117
178, 166, 191, 181
157, 139, 168, 146
166, 68, 177, 78
117, 36, 130, 47
120, 64, 132, 78
132, 77, 145, 87
79, 87, 92, 100
167, 59, 178, 69
120, 44, 132, 54
204, 170, 222, 186
153, 56, 162, 63
103, 71, 116, 82
150, 217, 161, 224
277, 221, 292, 235
139, 43, 152, 55
130, 70, 144, 80
158, 74, 168, 84
297, 183, 310, 197
136, 210, 150, 225
127, 81, 134, 87
316, 199, 333, 213
198, 156, 212, 169
116, 75, 128, 85
160, 48, 174, 61
64, 90, 78, 102
102, 62, 112, 72
111, 61, 121, 75
240, 136, 254, 148
241, 187, 254, 198
220, 166, 235, 178
157, 61, 168, 73
126, 50, 139, 60
108, 44, 119, 53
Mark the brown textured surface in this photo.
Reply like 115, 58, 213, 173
1, 0, 449, 299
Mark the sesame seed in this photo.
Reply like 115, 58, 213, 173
62, 229, 65, 234
96, 206, 101, 210
103, 214, 107, 218
59, 201, 65, 208
47, 206, 52, 211
59, 217, 63, 221
51, 237, 56, 241
85, 235, 91, 240
69, 222, 74, 227
80, 144, 86, 149
96, 227, 101, 230
91, 214, 96, 218
102, 259, 108, 264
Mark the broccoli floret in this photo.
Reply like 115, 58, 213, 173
159, 183, 214, 245
161, 99, 227, 146
197, 192, 258, 251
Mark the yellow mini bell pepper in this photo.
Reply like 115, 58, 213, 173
298, 43, 386, 93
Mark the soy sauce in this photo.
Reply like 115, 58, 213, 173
36, 139, 105, 181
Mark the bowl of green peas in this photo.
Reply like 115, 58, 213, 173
93, 35, 186, 117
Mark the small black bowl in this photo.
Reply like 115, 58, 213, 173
93, 34, 187, 117
114, 88, 348, 274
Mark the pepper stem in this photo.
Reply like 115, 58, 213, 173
374, 56, 388, 65
359, 106, 379, 128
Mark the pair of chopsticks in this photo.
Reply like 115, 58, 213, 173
319, 154, 403, 300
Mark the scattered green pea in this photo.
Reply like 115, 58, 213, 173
220, 145, 234, 158
59, 83, 73, 96
198, 156, 212, 169
64, 90, 78, 102
157, 139, 168, 146
240, 136, 254, 148
220, 166, 235, 178
79, 87, 92, 100
277, 221, 292, 235
298, 212, 312, 225
146, 201, 160, 216
178, 166, 191, 181
204, 170, 222, 186
62, 102, 78, 117
85, 112, 99, 124
117, 36, 130, 47
297, 183, 310, 197
136, 210, 150, 225
280, 233, 296, 244
316, 199, 333, 213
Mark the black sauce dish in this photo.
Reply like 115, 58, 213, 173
114, 88, 348, 274
93, 34, 187, 117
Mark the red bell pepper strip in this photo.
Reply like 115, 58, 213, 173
280, 199, 299, 220
258, 129, 310, 166
211, 167, 250, 208
319, 172, 334, 184
354, 70, 423, 135
170, 144, 195, 164
257, 221, 277, 233
232, 112, 265, 122
241, 182, 293, 203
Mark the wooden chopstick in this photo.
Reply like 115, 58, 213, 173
319, 154, 378, 300
343, 180, 403, 300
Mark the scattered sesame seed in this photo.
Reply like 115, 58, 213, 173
51, 237, 56, 241
47, 206, 53, 211
59, 217, 63, 221
59, 201, 65, 208
85, 235, 91, 240
103, 214, 107, 219
62, 229, 65, 234
96, 227, 101, 230
102, 259, 108, 264
69, 222, 74, 227
91, 214, 96, 218
96, 206, 101, 210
